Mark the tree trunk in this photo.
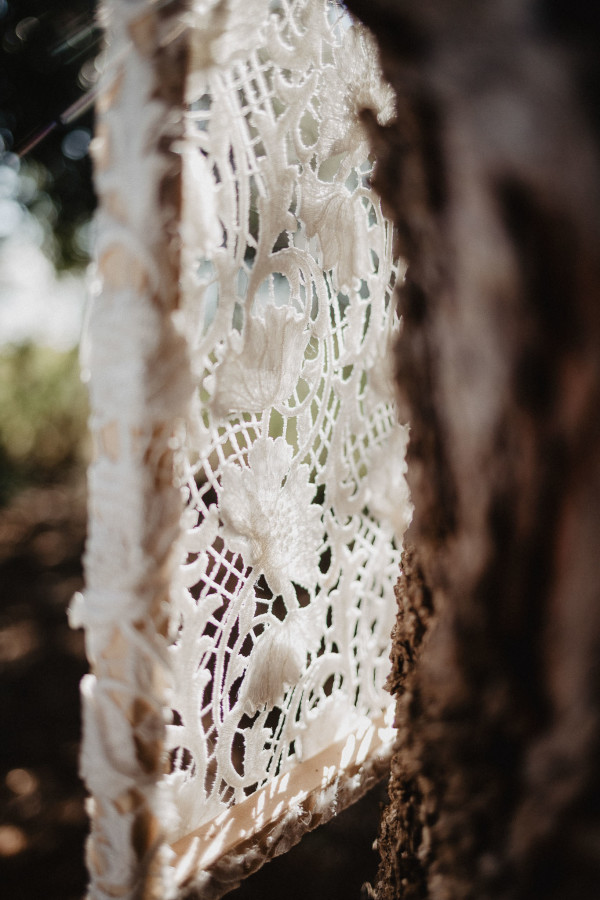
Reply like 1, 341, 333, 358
345, 2, 600, 898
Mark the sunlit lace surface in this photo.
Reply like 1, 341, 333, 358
165, 0, 411, 841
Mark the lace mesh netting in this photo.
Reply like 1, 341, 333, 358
164, 0, 412, 842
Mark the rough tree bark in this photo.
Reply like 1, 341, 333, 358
345, 2, 600, 898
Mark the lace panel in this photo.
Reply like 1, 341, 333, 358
164, 0, 411, 844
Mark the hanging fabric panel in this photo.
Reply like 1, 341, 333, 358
76, 1, 411, 898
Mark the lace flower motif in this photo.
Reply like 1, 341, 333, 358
219, 437, 322, 596
240, 612, 309, 714
208, 304, 308, 416
301, 170, 372, 291
318, 26, 395, 157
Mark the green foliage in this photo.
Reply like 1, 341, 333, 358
0, 343, 89, 504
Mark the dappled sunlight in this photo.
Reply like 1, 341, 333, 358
0, 620, 39, 664
0, 824, 28, 858
171, 708, 394, 887
0, 479, 88, 897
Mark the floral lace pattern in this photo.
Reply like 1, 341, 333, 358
165, 0, 411, 842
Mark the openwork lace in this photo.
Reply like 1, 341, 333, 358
77, 1, 411, 897
165, 0, 411, 844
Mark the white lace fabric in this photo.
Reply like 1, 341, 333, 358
165, 0, 411, 844
77, 1, 411, 896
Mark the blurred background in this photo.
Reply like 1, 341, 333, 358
0, 2, 96, 897
0, 2, 386, 897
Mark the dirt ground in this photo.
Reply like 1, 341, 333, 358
0, 477, 387, 899
0, 479, 88, 899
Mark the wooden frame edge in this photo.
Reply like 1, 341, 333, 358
170, 708, 395, 896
